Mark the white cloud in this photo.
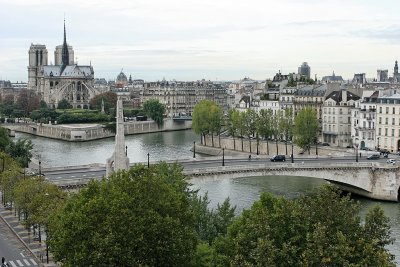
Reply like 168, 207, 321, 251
1, 0, 400, 81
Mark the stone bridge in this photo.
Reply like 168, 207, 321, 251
185, 162, 400, 202
45, 161, 400, 202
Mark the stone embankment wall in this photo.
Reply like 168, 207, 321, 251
199, 135, 354, 157
8, 119, 192, 142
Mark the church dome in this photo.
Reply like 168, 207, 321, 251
117, 71, 128, 83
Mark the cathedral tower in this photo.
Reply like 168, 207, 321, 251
27, 44, 48, 90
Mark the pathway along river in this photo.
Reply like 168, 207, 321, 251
16, 130, 400, 263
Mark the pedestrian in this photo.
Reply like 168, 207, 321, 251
1, 257, 8, 267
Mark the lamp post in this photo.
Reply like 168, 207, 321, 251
222, 148, 225, 166
193, 141, 196, 158
147, 153, 150, 168
291, 141, 294, 163
125, 146, 128, 156
355, 138, 359, 163
377, 137, 380, 151
39, 158, 42, 176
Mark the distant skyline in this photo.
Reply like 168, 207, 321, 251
1, 0, 400, 82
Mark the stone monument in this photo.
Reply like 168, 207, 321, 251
106, 97, 129, 177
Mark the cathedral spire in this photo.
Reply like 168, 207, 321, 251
61, 19, 69, 67
395, 60, 398, 75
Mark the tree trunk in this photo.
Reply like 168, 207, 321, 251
233, 137, 236, 150
249, 138, 252, 153
257, 138, 259, 155
267, 140, 269, 155
211, 133, 214, 147
241, 137, 244, 151
276, 140, 278, 155
219, 134, 221, 148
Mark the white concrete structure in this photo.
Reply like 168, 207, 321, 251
106, 98, 130, 177
322, 88, 360, 147
351, 90, 378, 150
376, 92, 400, 152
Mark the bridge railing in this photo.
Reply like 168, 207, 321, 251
185, 162, 393, 176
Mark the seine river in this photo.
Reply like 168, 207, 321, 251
16, 130, 400, 263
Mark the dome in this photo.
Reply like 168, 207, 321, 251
116, 70, 128, 87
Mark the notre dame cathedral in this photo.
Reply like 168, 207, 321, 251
27, 21, 99, 108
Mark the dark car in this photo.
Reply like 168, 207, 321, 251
270, 155, 286, 162
367, 154, 380, 160
322, 142, 330, 146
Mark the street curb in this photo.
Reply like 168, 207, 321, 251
0, 206, 45, 267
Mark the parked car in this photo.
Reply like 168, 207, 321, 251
367, 154, 380, 160
322, 142, 330, 146
270, 155, 286, 162
387, 159, 396, 164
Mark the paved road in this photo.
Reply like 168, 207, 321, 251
0, 212, 40, 266
42, 155, 396, 182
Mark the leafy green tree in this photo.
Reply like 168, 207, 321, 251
243, 109, 257, 153
214, 185, 395, 266
89, 92, 118, 113
16, 90, 40, 116
209, 103, 223, 147
0, 127, 11, 151
293, 107, 319, 154
192, 100, 213, 145
143, 99, 166, 127
48, 163, 197, 267
271, 111, 280, 154
278, 107, 294, 155
57, 99, 72, 109
257, 109, 273, 154
39, 100, 48, 109
227, 109, 239, 150
6, 138, 33, 168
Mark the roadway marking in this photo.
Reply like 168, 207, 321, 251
30, 259, 37, 265
9, 261, 17, 267
83, 175, 87, 177
20, 252, 25, 257
16, 260, 23, 266
23, 259, 31, 266
57, 176, 62, 179
70, 176, 75, 178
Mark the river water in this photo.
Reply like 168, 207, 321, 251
15, 130, 400, 263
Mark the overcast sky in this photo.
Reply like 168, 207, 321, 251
1, 0, 400, 82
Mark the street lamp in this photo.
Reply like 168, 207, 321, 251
222, 148, 225, 166
193, 141, 196, 158
147, 153, 150, 168
377, 137, 380, 151
355, 138, 359, 163
291, 141, 294, 163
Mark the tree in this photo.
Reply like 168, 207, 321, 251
57, 99, 72, 109
257, 109, 273, 154
293, 107, 319, 154
143, 99, 166, 127
192, 100, 213, 145
48, 163, 198, 266
209, 103, 223, 147
0, 127, 11, 151
227, 109, 241, 150
243, 109, 257, 153
89, 92, 118, 113
16, 90, 40, 115
278, 108, 294, 155
6, 138, 33, 168
214, 185, 395, 266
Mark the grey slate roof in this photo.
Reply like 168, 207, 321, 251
43, 65, 93, 77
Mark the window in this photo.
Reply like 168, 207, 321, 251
392, 129, 395, 137
386, 107, 389, 114
385, 128, 388, 136
339, 108, 342, 114
385, 118, 388, 125
393, 118, 395, 125
379, 117, 382, 124
393, 107, 396, 114
379, 128, 381, 135
379, 107, 382, 113
363, 121, 366, 128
